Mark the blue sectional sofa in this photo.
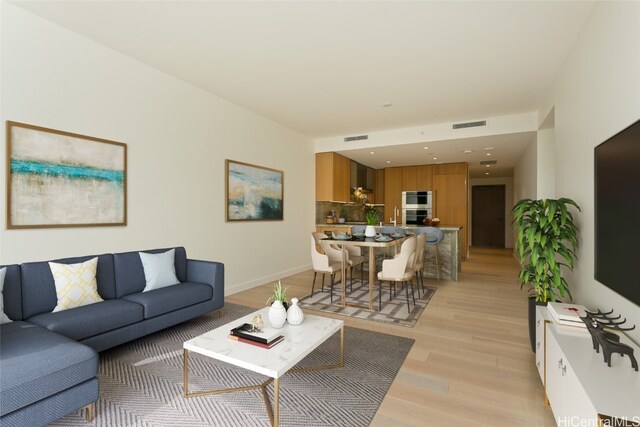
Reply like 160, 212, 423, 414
0, 247, 224, 427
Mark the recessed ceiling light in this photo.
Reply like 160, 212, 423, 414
463, 150, 472, 154
423, 147, 429, 150
433, 157, 438, 160
486, 165, 491, 167
370, 151, 375, 155
485, 172, 490, 175
486, 153, 492, 156
386, 160, 391, 164
382, 103, 393, 108
484, 147, 495, 151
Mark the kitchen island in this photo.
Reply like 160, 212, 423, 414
315, 223, 463, 281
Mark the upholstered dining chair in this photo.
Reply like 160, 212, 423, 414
312, 232, 327, 252
310, 235, 341, 299
320, 240, 365, 294
377, 235, 417, 313
412, 232, 427, 296
417, 226, 445, 282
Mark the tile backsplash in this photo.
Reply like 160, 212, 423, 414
315, 202, 384, 224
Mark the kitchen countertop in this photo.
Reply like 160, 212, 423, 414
316, 223, 463, 230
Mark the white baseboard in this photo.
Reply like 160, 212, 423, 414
225, 263, 312, 296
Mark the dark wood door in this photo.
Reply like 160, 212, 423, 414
472, 185, 505, 247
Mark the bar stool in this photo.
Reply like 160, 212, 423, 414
417, 226, 444, 282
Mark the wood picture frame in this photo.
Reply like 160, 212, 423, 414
226, 159, 283, 221
6, 121, 127, 229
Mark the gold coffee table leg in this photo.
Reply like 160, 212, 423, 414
183, 327, 344, 427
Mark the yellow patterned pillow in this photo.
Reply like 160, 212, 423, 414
49, 257, 103, 312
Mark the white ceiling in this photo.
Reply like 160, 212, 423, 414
10, 0, 594, 177
341, 132, 535, 178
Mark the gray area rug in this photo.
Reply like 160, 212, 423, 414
50, 303, 414, 427
298, 278, 436, 328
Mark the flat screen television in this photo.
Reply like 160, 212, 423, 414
594, 118, 640, 306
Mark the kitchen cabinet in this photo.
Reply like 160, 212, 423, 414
416, 165, 433, 190
315, 152, 351, 202
401, 166, 418, 191
433, 162, 468, 259
384, 167, 402, 223
372, 169, 384, 204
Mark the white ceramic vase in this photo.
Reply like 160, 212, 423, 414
268, 300, 287, 329
286, 298, 304, 326
365, 225, 377, 237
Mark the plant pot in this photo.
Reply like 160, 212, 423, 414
365, 225, 376, 237
338, 218, 345, 224
268, 300, 287, 329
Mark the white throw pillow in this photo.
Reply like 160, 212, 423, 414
49, 257, 104, 312
0, 267, 12, 324
139, 249, 180, 292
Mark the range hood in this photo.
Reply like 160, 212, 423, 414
350, 161, 373, 192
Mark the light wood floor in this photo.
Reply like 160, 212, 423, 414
227, 247, 556, 427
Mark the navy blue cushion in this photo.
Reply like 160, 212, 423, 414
19, 254, 116, 319
113, 247, 187, 298
121, 282, 212, 319
0, 322, 98, 416
1, 264, 22, 321
27, 299, 143, 341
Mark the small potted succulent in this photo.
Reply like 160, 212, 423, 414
266, 280, 288, 328
338, 207, 347, 224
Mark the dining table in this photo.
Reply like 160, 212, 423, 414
321, 234, 408, 311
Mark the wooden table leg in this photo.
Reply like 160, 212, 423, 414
341, 244, 347, 307
368, 247, 376, 311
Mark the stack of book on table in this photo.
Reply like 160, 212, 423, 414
229, 323, 285, 349
547, 302, 588, 328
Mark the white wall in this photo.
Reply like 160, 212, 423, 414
469, 177, 514, 248
536, 128, 556, 199
0, 4, 315, 294
514, 136, 537, 202
550, 1, 640, 342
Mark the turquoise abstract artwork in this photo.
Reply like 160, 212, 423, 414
226, 160, 283, 221
7, 122, 127, 228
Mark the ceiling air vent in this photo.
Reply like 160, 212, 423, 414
453, 120, 487, 129
344, 134, 369, 142
480, 160, 497, 166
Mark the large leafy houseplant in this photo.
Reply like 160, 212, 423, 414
512, 198, 581, 303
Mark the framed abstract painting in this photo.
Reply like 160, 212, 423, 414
226, 159, 283, 221
6, 121, 127, 228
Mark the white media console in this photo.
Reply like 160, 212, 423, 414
535, 306, 640, 426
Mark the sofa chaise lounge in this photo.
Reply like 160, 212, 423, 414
0, 247, 224, 427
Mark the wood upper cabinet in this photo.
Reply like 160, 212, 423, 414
384, 167, 402, 223
371, 169, 384, 204
398, 165, 433, 191
416, 165, 433, 190
433, 162, 468, 259
315, 152, 351, 202
401, 166, 418, 191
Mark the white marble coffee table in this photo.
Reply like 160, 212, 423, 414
183, 307, 344, 426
